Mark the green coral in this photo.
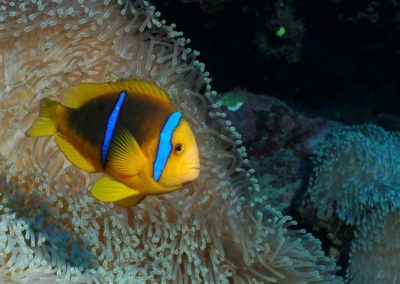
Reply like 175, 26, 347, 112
216, 91, 245, 111
276, 26, 286, 37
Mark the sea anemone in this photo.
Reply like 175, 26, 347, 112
308, 125, 400, 229
308, 124, 400, 283
0, 0, 341, 282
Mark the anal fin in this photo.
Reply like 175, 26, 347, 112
54, 134, 96, 172
114, 195, 145, 208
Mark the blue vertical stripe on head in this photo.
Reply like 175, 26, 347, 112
153, 111, 183, 182
101, 91, 126, 166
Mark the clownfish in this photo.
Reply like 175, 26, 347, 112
26, 80, 200, 207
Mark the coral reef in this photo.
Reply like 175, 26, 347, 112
215, 89, 337, 158
0, 0, 342, 283
213, 89, 268, 143
214, 89, 338, 212
307, 124, 400, 283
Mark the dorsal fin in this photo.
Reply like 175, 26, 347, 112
62, 80, 172, 109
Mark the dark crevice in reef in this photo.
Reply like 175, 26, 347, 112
288, 158, 354, 278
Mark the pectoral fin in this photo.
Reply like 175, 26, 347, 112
91, 176, 142, 204
54, 134, 97, 172
107, 128, 147, 177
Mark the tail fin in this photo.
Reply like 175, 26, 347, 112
25, 98, 62, 137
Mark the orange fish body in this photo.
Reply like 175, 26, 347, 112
26, 80, 200, 207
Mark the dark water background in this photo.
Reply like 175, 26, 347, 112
153, 0, 400, 125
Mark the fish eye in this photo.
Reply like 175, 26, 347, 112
174, 143, 184, 154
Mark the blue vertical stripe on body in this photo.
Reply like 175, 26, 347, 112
153, 112, 183, 182
101, 91, 126, 166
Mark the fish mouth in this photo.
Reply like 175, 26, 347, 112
189, 166, 200, 174
184, 166, 200, 182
